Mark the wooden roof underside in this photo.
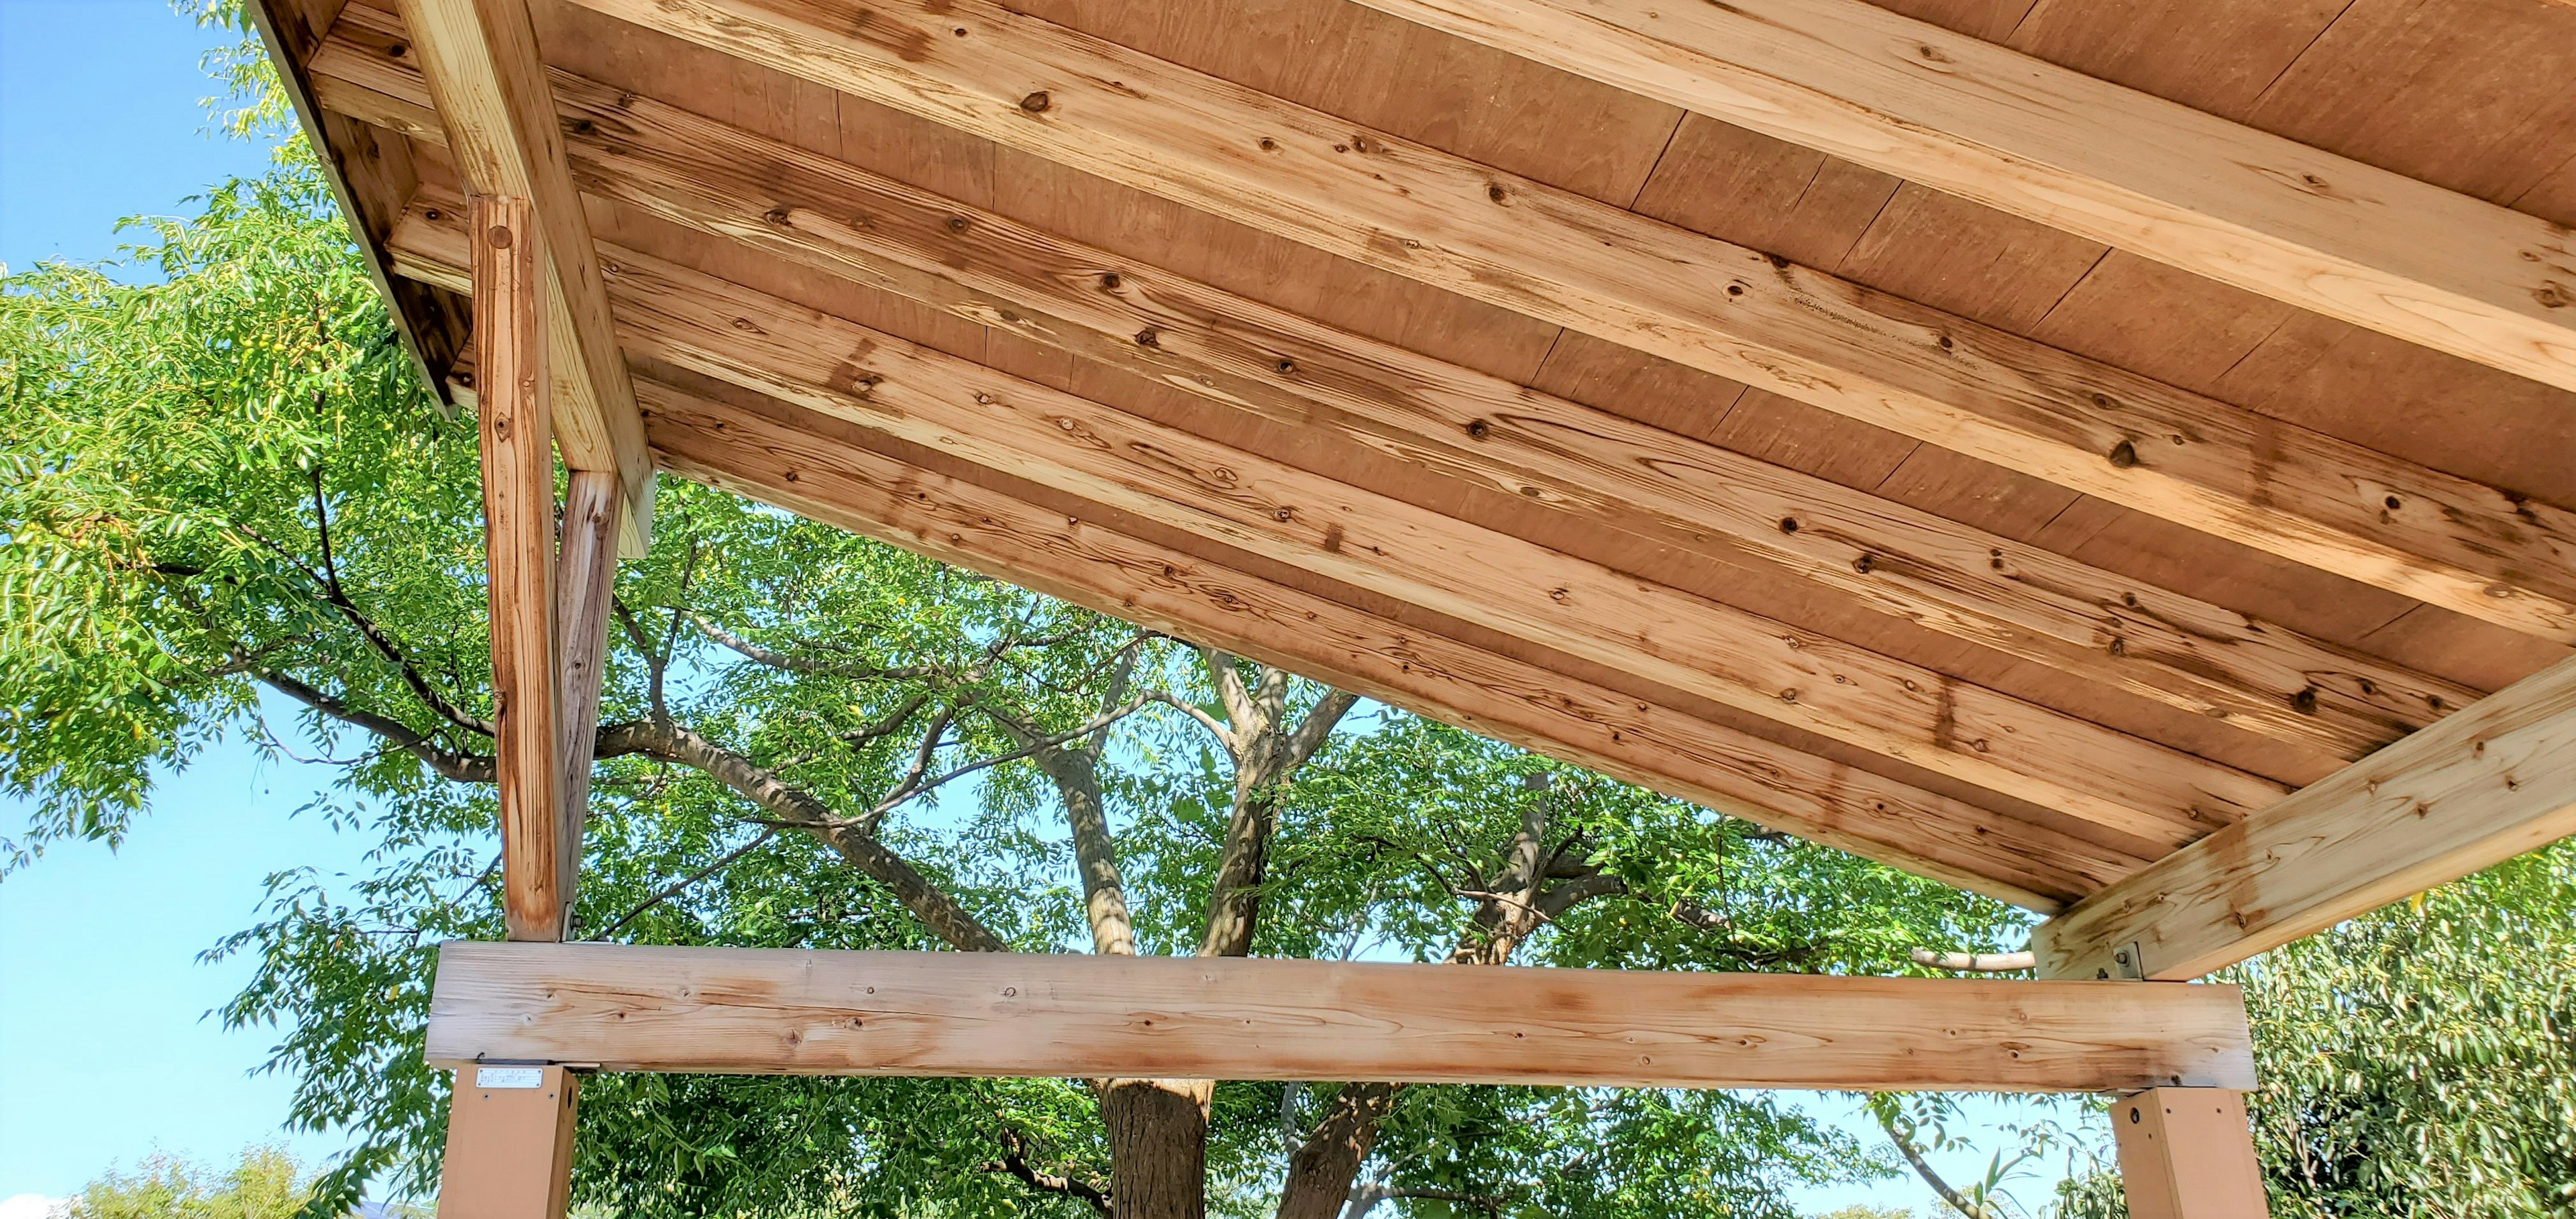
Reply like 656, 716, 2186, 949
255, 0, 2576, 953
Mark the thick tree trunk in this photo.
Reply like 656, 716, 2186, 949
1276, 1083, 1400, 1219
1102, 1078, 1215, 1219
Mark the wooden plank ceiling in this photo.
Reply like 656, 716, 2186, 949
259, 0, 2576, 918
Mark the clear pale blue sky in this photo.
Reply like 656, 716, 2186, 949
0, 2, 2089, 1211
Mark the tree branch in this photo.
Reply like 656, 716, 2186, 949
1875, 1106, 1998, 1219
986, 1129, 1110, 1216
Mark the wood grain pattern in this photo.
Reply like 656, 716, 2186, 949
1346, 0, 2576, 397
390, 199, 2283, 847
2035, 653, 2576, 979
425, 941, 2259, 1092
541, 0, 2576, 641
295, 15, 2481, 763
2110, 1089, 2271, 1218
471, 195, 567, 943
553, 468, 623, 920
637, 376, 2143, 908
393, 0, 653, 553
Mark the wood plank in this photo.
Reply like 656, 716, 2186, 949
393, 0, 653, 553
531, 0, 2576, 641
390, 199, 2282, 848
2112, 1089, 2271, 1218
435, 1064, 580, 1219
2035, 653, 2576, 979
425, 941, 2259, 1092
637, 375, 2143, 908
297, 21, 2479, 762
553, 468, 622, 921
1343, 0, 2576, 399
472, 196, 568, 943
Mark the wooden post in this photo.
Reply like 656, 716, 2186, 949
473, 193, 566, 943
437, 1065, 580, 1219
2113, 1088, 2270, 1218
553, 468, 623, 919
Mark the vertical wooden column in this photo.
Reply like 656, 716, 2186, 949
473, 193, 566, 944
437, 1065, 580, 1219
2114, 1088, 2270, 1218
553, 468, 623, 917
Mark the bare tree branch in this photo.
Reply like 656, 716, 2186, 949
985, 1128, 1111, 1216
591, 827, 782, 940
1876, 1106, 1998, 1219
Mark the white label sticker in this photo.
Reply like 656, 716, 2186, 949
476, 1066, 546, 1089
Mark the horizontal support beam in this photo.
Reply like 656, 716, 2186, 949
427, 941, 2258, 1092
543, 0, 2576, 639
2036, 653, 2576, 979
1349, 0, 2576, 398
388, 191, 2286, 851
297, 12, 2476, 762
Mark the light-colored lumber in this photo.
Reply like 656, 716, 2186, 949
535, 0, 2576, 641
1346, 0, 2576, 401
392, 0, 652, 554
552, 468, 622, 920
2112, 1089, 2271, 1218
425, 941, 2257, 1092
296, 18, 2477, 762
635, 377, 2142, 911
436, 1064, 580, 1219
389, 197, 2284, 850
2035, 653, 2576, 979
471, 195, 568, 944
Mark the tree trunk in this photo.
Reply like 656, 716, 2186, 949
1102, 1078, 1215, 1219
1277, 1083, 1399, 1219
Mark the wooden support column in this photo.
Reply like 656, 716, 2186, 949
473, 193, 567, 943
2113, 1088, 2270, 1218
436, 1065, 580, 1219
552, 468, 621, 917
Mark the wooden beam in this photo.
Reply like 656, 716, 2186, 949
2035, 653, 2576, 980
436, 1064, 580, 1219
553, 469, 622, 920
392, 0, 651, 554
297, 18, 2477, 763
535, 0, 2576, 641
633, 376, 2143, 910
2112, 1089, 2271, 1218
1347, 0, 2576, 402
388, 200, 2285, 852
472, 196, 568, 944
425, 941, 2257, 1092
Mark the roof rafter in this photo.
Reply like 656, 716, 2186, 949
536, 0, 2576, 641
2035, 653, 2576, 979
297, 10, 2481, 763
392, 0, 653, 552
1348, 0, 2576, 396
388, 193, 2279, 851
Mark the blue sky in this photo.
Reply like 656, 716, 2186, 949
0, 2, 2093, 1212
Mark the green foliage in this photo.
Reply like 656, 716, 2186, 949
62, 1146, 324, 1219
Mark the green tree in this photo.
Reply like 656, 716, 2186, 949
62, 1147, 316, 1219
1, 108, 2015, 1219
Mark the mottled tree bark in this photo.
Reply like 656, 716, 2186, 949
1102, 1078, 1216, 1219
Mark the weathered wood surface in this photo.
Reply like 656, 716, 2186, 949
1347, 0, 2576, 399
551, 468, 622, 917
299, 13, 2479, 763
518, 0, 2576, 641
392, 197, 2286, 850
2035, 653, 2576, 979
426, 941, 2259, 1092
470, 195, 567, 943
633, 377, 2145, 909
392, 0, 652, 552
